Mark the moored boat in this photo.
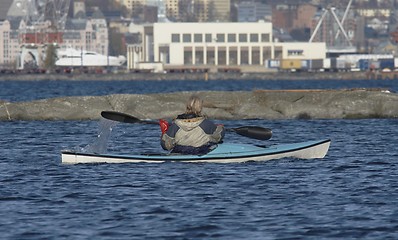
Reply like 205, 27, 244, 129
61, 139, 331, 164
55, 48, 126, 67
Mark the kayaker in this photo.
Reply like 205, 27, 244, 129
159, 95, 225, 154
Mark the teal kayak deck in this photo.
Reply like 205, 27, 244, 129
61, 139, 331, 164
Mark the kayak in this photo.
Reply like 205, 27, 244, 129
61, 139, 331, 164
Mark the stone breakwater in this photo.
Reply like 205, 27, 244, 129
1, 89, 397, 121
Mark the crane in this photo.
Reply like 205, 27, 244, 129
309, 0, 354, 47
18, 0, 70, 30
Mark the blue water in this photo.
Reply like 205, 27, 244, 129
0, 79, 397, 102
1, 79, 398, 239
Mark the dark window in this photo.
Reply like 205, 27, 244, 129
183, 34, 191, 43
239, 33, 247, 42
228, 34, 236, 42
171, 34, 180, 42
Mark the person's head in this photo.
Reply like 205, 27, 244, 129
185, 95, 203, 115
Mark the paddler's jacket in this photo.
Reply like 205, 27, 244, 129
161, 113, 225, 152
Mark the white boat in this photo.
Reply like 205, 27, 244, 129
55, 48, 126, 67
61, 139, 331, 164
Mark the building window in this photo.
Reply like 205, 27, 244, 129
218, 47, 226, 65
263, 46, 272, 60
288, 50, 303, 56
183, 34, 192, 43
239, 33, 247, 42
216, 33, 225, 43
250, 34, 259, 42
261, 33, 270, 42
229, 47, 238, 65
184, 47, 193, 64
240, 47, 249, 64
171, 34, 180, 43
227, 34, 236, 43
205, 33, 212, 43
195, 47, 204, 64
252, 47, 260, 64
194, 34, 202, 43
274, 46, 283, 59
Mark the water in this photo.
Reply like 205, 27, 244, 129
0, 79, 397, 102
1, 79, 398, 239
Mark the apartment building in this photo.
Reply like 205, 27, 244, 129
211, 0, 230, 22
116, 0, 134, 10
163, 0, 230, 22
0, 20, 19, 67
61, 9, 109, 55
0, 21, 9, 66
165, 0, 180, 20
237, 1, 272, 22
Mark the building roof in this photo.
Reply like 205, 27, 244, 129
90, 8, 105, 19
74, 11, 87, 19
65, 18, 87, 30
63, 31, 81, 40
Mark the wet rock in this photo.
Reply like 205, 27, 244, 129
0, 89, 397, 121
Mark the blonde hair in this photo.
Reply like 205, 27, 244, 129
186, 95, 203, 115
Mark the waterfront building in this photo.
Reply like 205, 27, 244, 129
127, 21, 326, 72
0, 4, 109, 69
62, 9, 109, 56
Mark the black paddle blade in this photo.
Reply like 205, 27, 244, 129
230, 126, 272, 140
101, 111, 158, 125
101, 111, 141, 123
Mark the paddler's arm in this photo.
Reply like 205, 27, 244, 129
160, 122, 179, 150
200, 119, 225, 143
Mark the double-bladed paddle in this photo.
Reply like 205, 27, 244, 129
101, 111, 272, 140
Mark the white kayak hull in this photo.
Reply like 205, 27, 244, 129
61, 139, 331, 164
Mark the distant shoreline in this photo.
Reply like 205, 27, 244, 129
0, 71, 376, 81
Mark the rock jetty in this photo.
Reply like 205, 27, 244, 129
1, 89, 397, 121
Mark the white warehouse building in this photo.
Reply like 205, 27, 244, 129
127, 22, 326, 72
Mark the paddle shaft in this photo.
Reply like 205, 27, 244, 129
101, 111, 272, 140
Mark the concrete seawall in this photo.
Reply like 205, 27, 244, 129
1, 89, 397, 121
